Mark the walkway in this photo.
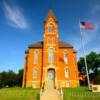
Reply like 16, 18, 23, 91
40, 80, 63, 100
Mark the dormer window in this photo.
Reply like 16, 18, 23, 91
48, 24, 54, 33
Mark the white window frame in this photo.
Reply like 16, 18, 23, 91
48, 24, 54, 33
33, 68, 38, 78
66, 82, 70, 87
65, 68, 69, 78
48, 48, 54, 64
34, 50, 38, 64
48, 38, 50, 44
64, 50, 68, 64
52, 38, 55, 44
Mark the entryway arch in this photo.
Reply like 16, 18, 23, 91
47, 68, 55, 82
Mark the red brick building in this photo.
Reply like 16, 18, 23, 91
22, 10, 79, 88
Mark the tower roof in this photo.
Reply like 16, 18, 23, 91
45, 10, 57, 22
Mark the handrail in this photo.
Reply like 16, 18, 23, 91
40, 87, 43, 97
60, 88, 63, 100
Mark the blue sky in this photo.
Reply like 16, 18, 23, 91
0, 0, 100, 72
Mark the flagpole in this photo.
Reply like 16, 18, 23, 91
79, 19, 91, 90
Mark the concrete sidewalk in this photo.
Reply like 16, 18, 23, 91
40, 80, 63, 100
40, 89, 62, 100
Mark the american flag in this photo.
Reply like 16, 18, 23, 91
80, 22, 94, 29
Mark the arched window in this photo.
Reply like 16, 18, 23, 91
64, 50, 68, 64
48, 24, 54, 33
34, 50, 38, 64
48, 38, 50, 44
65, 68, 69, 78
66, 82, 70, 87
52, 38, 55, 44
48, 48, 54, 64
33, 68, 38, 77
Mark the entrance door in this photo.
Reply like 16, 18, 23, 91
48, 69, 55, 81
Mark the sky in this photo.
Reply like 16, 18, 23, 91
0, 0, 100, 72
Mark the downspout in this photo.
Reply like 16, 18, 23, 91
40, 46, 43, 88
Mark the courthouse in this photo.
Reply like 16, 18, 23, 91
22, 10, 79, 88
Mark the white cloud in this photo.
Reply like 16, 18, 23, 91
76, 22, 100, 54
83, 22, 99, 44
3, 1, 28, 29
91, 4, 100, 15
92, 46, 100, 53
76, 4, 100, 51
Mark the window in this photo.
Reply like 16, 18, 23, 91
64, 50, 68, 64
66, 82, 70, 87
33, 68, 38, 77
48, 38, 50, 44
48, 24, 54, 33
48, 48, 54, 64
65, 68, 69, 78
34, 50, 38, 64
52, 38, 55, 44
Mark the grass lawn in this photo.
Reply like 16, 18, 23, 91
0, 87, 40, 100
0, 87, 100, 100
63, 87, 100, 100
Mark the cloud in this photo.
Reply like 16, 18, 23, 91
91, 4, 100, 15
3, 1, 28, 29
83, 23, 99, 44
93, 47, 100, 53
76, 22, 100, 53
83, 3, 100, 46
77, 4, 100, 50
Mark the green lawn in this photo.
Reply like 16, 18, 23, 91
63, 87, 100, 100
0, 87, 40, 100
0, 87, 100, 100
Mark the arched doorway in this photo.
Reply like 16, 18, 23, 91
47, 68, 55, 82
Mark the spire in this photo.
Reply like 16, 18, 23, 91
45, 10, 57, 22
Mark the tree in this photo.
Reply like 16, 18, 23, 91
17, 69, 24, 86
78, 51, 100, 84
0, 69, 24, 88
78, 57, 85, 73
78, 52, 100, 74
0, 70, 17, 87
94, 74, 100, 84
